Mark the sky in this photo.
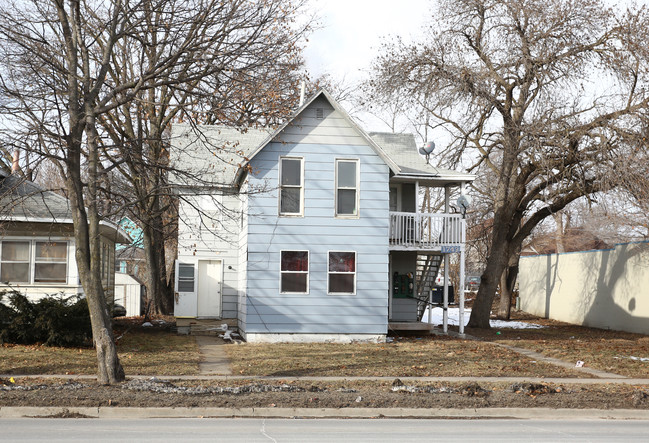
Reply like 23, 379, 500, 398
303, 0, 431, 84
302, 0, 648, 134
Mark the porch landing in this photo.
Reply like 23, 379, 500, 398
176, 318, 238, 336
388, 322, 437, 333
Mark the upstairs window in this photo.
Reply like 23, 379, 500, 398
279, 157, 304, 216
280, 251, 309, 293
335, 159, 359, 217
328, 251, 356, 294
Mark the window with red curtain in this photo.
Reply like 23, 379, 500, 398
280, 250, 309, 293
328, 251, 356, 294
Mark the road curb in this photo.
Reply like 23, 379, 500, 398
2, 406, 649, 420
3, 374, 649, 384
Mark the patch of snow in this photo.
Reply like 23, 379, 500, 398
141, 322, 153, 327
420, 307, 545, 329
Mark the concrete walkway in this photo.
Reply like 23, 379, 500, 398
194, 336, 232, 375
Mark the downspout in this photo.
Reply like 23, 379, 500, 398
443, 186, 450, 333
458, 182, 466, 335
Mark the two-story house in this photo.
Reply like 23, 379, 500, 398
171, 90, 474, 342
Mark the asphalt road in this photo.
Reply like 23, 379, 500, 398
2, 418, 649, 442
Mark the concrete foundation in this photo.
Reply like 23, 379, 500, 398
242, 333, 386, 344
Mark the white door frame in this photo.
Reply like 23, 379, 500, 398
196, 259, 223, 318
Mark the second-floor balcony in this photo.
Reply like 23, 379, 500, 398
389, 212, 465, 250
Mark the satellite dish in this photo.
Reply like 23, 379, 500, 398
457, 194, 472, 213
418, 141, 435, 156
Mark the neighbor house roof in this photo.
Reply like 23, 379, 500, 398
0, 170, 72, 221
0, 170, 130, 243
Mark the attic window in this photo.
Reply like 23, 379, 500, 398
315, 107, 324, 119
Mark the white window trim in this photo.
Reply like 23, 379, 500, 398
334, 158, 360, 219
279, 250, 309, 294
0, 238, 69, 286
327, 250, 357, 295
278, 156, 304, 217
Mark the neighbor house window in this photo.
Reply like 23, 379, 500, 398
335, 159, 359, 217
279, 157, 303, 216
177, 263, 195, 292
34, 241, 68, 283
280, 250, 309, 293
0, 240, 68, 284
0, 241, 30, 283
328, 251, 356, 294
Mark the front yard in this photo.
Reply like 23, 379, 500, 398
2, 313, 649, 379
224, 336, 587, 378
0, 319, 200, 376
466, 312, 649, 378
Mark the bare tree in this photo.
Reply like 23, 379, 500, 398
368, 0, 649, 328
0, 0, 311, 382
95, 0, 310, 316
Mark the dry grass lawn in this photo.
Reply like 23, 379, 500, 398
0, 320, 200, 376
468, 312, 649, 378
225, 335, 590, 378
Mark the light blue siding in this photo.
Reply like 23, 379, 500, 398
245, 115, 391, 335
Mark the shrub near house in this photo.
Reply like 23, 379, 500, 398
0, 290, 92, 347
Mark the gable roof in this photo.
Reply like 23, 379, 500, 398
170, 89, 475, 187
237, 89, 400, 181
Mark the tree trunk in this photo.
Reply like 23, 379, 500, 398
497, 255, 520, 319
468, 239, 509, 328
142, 213, 174, 316
497, 270, 511, 320
553, 212, 565, 253
74, 114, 124, 384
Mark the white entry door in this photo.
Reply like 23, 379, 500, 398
197, 260, 222, 318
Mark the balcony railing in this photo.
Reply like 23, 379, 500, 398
389, 212, 465, 248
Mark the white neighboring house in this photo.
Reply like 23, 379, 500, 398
171, 90, 475, 341
0, 169, 130, 304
